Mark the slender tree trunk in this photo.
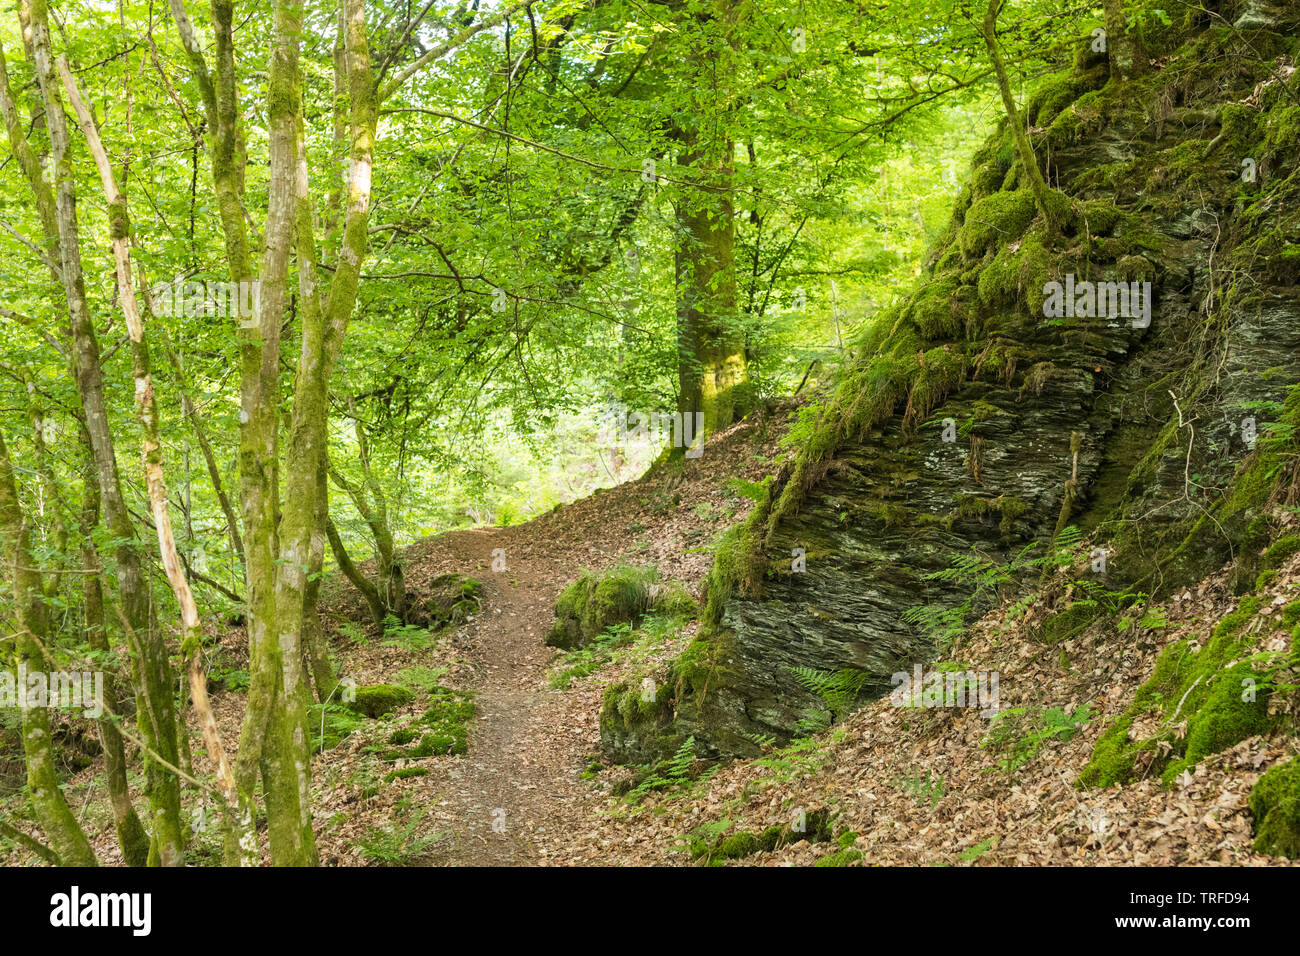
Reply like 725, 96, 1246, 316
0, 43, 148, 866
1102, 0, 1146, 81
161, 336, 245, 567
24, 0, 186, 865
78, 429, 150, 866
59, 56, 257, 866
302, 465, 338, 700
981, 0, 1062, 234
674, 0, 746, 442
325, 517, 388, 626
0, 431, 97, 866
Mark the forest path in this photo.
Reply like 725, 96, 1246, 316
311, 413, 786, 866
412, 528, 597, 865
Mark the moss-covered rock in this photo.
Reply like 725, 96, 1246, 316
608, 6, 1300, 762
957, 189, 1037, 260
1249, 757, 1300, 858
1079, 596, 1274, 788
599, 667, 678, 764
420, 686, 475, 756
383, 767, 429, 782
419, 573, 482, 628
1037, 603, 1102, 645
346, 684, 416, 719
690, 810, 835, 864
546, 565, 656, 649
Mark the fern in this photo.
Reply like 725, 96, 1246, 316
354, 806, 444, 864
380, 616, 436, 652
626, 736, 711, 801
982, 704, 1092, 773
790, 667, 870, 725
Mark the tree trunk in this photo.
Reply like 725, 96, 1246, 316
1102, 0, 1147, 82
59, 56, 257, 866
981, 0, 1062, 234
24, 0, 186, 865
1, 43, 148, 866
674, 0, 746, 442
79, 428, 150, 866
0, 430, 97, 866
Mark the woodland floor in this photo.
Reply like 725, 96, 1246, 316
5, 402, 1298, 866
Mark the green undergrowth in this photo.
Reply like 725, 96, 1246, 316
682, 807, 836, 865
345, 683, 416, 718
983, 704, 1093, 774
311, 703, 369, 752
1079, 595, 1283, 789
1250, 756, 1300, 858
550, 610, 688, 690
354, 686, 477, 766
547, 565, 694, 650
614, 735, 717, 803
354, 799, 444, 865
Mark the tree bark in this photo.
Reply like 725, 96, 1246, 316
78, 428, 150, 866
23, 0, 186, 865
0, 430, 97, 866
981, 0, 1062, 234
58, 55, 257, 866
674, 0, 747, 442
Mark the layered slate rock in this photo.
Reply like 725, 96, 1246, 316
602, 5, 1300, 761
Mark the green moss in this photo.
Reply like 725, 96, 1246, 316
108, 199, 130, 240
420, 686, 475, 756
1218, 103, 1263, 158
1026, 73, 1093, 127
976, 228, 1054, 311
598, 666, 678, 763
958, 189, 1037, 260
673, 631, 738, 702
693, 812, 834, 864
382, 767, 429, 782
652, 580, 698, 619
1263, 534, 1300, 570
903, 346, 965, 431
1263, 104, 1300, 157
905, 274, 970, 341
814, 847, 863, 867
346, 684, 415, 718
387, 729, 417, 745
970, 161, 1006, 198
423, 573, 482, 627
1078, 199, 1122, 235
1080, 596, 1274, 788
1249, 757, 1300, 858
1162, 658, 1271, 784
716, 831, 757, 858
1279, 600, 1300, 630
547, 565, 656, 649
953, 494, 1029, 539
1038, 603, 1102, 645
704, 504, 769, 632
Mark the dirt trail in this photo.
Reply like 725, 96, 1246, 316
306, 413, 789, 866
414, 529, 591, 865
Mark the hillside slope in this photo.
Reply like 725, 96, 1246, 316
600, 2, 1300, 768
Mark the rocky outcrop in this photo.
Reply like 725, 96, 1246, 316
603, 2, 1300, 761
